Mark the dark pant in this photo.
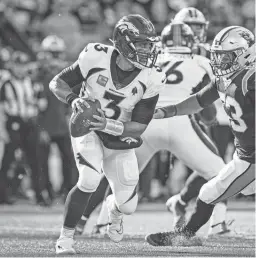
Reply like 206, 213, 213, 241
39, 134, 76, 195
0, 118, 44, 202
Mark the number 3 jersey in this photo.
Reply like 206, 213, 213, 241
156, 52, 213, 107
77, 43, 166, 123
197, 66, 255, 163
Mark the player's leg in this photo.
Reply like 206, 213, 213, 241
146, 152, 255, 246
135, 118, 170, 172
75, 175, 110, 235
164, 115, 227, 231
56, 132, 103, 254
103, 148, 139, 242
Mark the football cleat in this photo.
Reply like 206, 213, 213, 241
166, 194, 186, 230
91, 223, 108, 235
55, 237, 76, 255
145, 231, 202, 247
208, 220, 234, 236
106, 195, 124, 243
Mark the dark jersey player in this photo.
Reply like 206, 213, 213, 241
146, 25, 255, 246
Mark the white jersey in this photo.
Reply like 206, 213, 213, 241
78, 43, 165, 123
156, 52, 213, 106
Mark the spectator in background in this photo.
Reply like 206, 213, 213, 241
37, 35, 77, 201
39, 0, 84, 59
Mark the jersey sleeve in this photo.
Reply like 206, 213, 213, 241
78, 43, 106, 79
142, 67, 166, 99
196, 79, 219, 108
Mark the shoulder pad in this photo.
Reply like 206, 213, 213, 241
142, 66, 166, 99
78, 43, 113, 77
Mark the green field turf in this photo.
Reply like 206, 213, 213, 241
0, 201, 255, 257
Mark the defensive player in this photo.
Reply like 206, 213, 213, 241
76, 21, 229, 236
146, 26, 255, 246
49, 14, 165, 254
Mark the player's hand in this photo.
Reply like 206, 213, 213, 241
71, 95, 95, 112
153, 108, 165, 119
90, 108, 107, 131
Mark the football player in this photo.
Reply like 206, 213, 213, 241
76, 21, 229, 236
146, 26, 255, 246
173, 7, 210, 57
49, 14, 165, 254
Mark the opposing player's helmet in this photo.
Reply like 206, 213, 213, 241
210, 26, 255, 77
161, 22, 194, 54
112, 14, 160, 69
41, 35, 66, 53
174, 7, 208, 43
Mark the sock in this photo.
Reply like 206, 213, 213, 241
83, 176, 110, 218
183, 198, 214, 236
60, 226, 75, 239
209, 201, 227, 227
63, 185, 92, 229
77, 215, 88, 227
180, 172, 207, 203
96, 200, 109, 226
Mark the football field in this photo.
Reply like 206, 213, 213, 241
0, 200, 255, 257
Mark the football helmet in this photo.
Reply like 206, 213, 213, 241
41, 35, 66, 52
210, 26, 255, 77
112, 14, 160, 69
174, 7, 208, 43
161, 21, 194, 54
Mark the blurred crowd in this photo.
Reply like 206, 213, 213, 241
0, 0, 254, 206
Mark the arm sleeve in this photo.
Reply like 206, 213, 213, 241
196, 81, 219, 108
131, 94, 159, 124
58, 61, 84, 89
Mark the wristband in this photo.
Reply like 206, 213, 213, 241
160, 105, 177, 118
101, 119, 124, 136
66, 93, 79, 106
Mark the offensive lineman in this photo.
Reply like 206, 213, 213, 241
49, 14, 166, 254
146, 26, 255, 246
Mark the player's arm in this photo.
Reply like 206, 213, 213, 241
91, 95, 159, 138
49, 61, 86, 106
155, 81, 219, 119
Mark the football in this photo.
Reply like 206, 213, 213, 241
69, 99, 101, 137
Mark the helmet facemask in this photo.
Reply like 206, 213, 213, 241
188, 23, 208, 43
210, 48, 245, 77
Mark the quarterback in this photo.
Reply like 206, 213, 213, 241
50, 14, 165, 254
146, 26, 255, 246
76, 21, 229, 236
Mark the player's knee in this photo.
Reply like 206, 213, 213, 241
117, 193, 138, 215
77, 168, 101, 192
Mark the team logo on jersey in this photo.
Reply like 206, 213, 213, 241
132, 87, 138, 95
97, 75, 108, 87
120, 137, 138, 145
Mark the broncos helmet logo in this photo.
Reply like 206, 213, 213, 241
117, 22, 140, 36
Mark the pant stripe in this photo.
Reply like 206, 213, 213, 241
189, 115, 219, 155
211, 164, 255, 204
124, 186, 137, 204
76, 152, 99, 173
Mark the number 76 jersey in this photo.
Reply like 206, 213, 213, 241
215, 66, 255, 163
77, 43, 166, 123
